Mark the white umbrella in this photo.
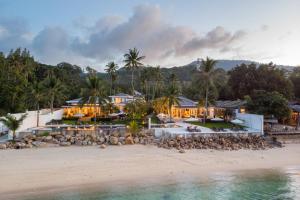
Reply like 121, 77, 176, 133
74, 113, 85, 117
108, 113, 119, 117
211, 117, 224, 122
231, 119, 244, 124
184, 117, 199, 122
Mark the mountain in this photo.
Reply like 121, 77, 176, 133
98, 59, 296, 88
185, 59, 295, 72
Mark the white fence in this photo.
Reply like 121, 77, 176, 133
236, 112, 264, 135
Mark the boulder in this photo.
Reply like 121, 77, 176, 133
60, 142, 71, 146
109, 136, 119, 145
99, 137, 106, 143
44, 136, 53, 142
134, 137, 140, 144
125, 136, 134, 145
25, 144, 33, 148
32, 141, 47, 148
179, 149, 186, 153
0, 143, 7, 150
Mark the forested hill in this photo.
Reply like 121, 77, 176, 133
101, 59, 296, 83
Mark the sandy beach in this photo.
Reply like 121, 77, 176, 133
1, 144, 300, 198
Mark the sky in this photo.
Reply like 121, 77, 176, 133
0, 0, 299, 71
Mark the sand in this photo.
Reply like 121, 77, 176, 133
0, 144, 300, 198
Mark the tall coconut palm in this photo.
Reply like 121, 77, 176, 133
199, 57, 217, 123
152, 66, 162, 100
123, 48, 145, 96
29, 81, 44, 127
0, 114, 27, 141
105, 62, 118, 95
81, 75, 106, 125
43, 74, 65, 114
163, 85, 180, 122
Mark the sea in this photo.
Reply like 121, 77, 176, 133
22, 167, 300, 200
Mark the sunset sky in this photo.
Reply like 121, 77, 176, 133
0, 0, 299, 70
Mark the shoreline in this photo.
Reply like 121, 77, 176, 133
1, 145, 300, 199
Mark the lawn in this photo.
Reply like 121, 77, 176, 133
188, 121, 241, 129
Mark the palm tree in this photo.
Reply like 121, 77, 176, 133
102, 99, 118, 115
199, 57, 217, 123
105, 62, 118, 95
43, 74, 65, 113
0, 114, 27, 141
81, 75, 106, 125
29, 81, 44, 127
163, 85, 180, 122
152, 66, 162, 100
123, 48, 145, 96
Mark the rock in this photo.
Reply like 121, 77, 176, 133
44, 136, 53, 142
100, 144, 106, 149
125, 136, 134, 145
118, 142, 122, 146
109, 136, 119, 145
118, 137, 125, 143
134, 137, 140, 144
32, 141, 47, 148
179, 149, 186, 153
82, 141, 88, 146
60, 142, 71, 146
25, 144, 33, 148
99, 137, 106, 143
0, 144, 7, 149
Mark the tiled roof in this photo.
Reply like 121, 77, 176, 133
215, 100, 246, 108
110, 93, 132, 97
289, 104, 300, 113
65, 97, 102, 105
176, 96, 197, 108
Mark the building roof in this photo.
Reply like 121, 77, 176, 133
65, 97, 102, 105
176, 96, 198, 108
289, 104, 300, 113
109, 93, 133, 98
215, 100, 247, 109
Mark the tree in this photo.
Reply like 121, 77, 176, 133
105, 62, 118, 95
102, 99, 119, 116
124, 99, 150, 120
199, 57, 217, 123
163, 85, 180, 122
123, 48, 145, 96
246, 90, 291, 122
0, 114, 27, 141
290, 67, 300, 100
28, 81, 44, 127
43, 73, 65, 113
228, 63, 293, 99
81, 75, 107, 125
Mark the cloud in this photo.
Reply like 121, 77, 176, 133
0, 4, 247, 69
32, 27, 73, 64
0, 17, 31, 52
72, 4, 246, 67
178, 27, 246, 56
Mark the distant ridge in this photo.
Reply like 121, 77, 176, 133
184, 59, 295, 72
100, 59, 296, 84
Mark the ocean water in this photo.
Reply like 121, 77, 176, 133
25, 167, 300, 200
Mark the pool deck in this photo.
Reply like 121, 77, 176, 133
153, 122, 261, 137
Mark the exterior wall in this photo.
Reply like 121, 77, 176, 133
63, 105, 101, 118
236, 111, 264, 135
0, 121, 8, 133
165, 106, 215, 118
1, 109, 64, 139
